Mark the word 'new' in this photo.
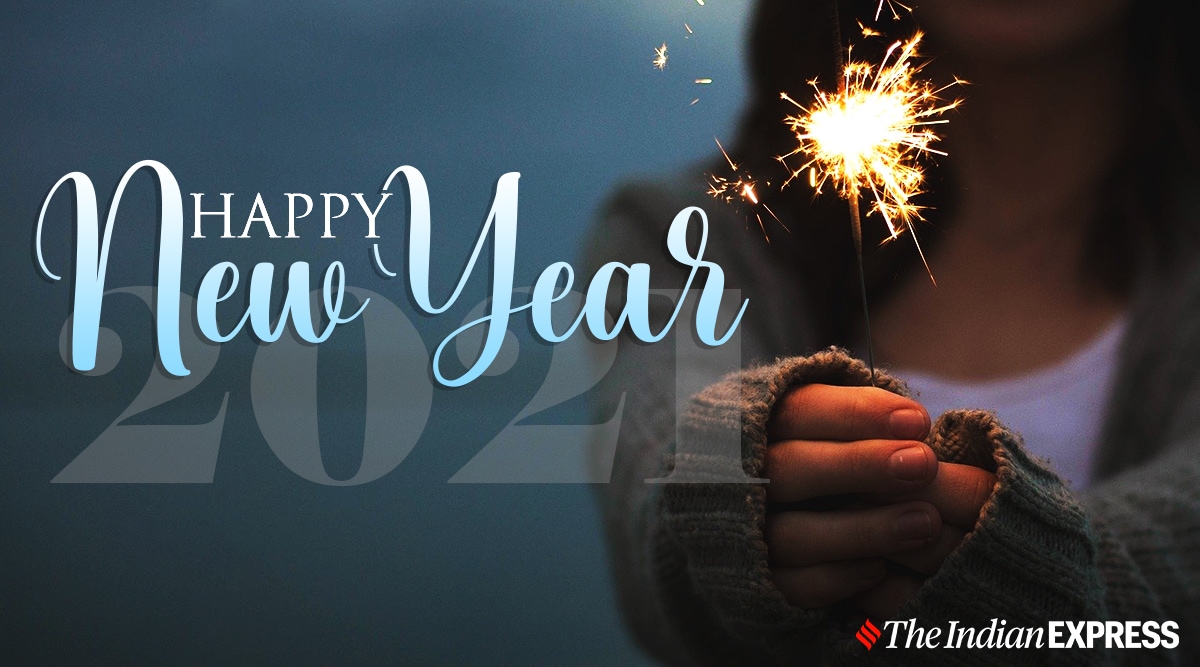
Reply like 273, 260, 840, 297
34, 161, 748, 387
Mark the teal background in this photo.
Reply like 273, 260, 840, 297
0, 1, 750, 664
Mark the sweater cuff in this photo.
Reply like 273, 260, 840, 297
887, 408, 1104, 629
820, 411, 1107, 664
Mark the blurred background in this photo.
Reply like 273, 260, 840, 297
0, 1, 750, 663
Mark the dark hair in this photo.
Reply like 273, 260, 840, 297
726, 0, 1200, 347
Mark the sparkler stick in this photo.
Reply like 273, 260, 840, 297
833, 0, 876, 384
847, 183, 876, 384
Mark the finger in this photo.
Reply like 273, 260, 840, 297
765, 502, 941, 567
855, 572, 923, 620
765, 439, 937, 502
771, 559, 887, 609
875, 463, 997, 530
767, 384, 930, 443
886, 524, 965, 576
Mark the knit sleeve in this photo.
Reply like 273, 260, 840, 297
649, 350, 910, 663
581, 178, 823, 664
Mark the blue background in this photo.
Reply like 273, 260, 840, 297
1, 1, 749, 663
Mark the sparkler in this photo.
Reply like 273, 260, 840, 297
779, 17, 961, 381
781, 32, 959, 254
652, 0, 956, 381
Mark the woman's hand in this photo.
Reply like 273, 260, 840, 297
763, 384, 996, 616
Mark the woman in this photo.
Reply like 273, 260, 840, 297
586, 0, 1200, 663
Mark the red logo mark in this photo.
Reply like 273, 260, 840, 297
856, 618, 882, 651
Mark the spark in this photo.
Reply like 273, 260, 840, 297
653, 43, 668, 71
694, 78, 713, 85
708, 137, 786, 241
779, 31, 961, 277
874, 0, 912, 21
858, 21, 881, 38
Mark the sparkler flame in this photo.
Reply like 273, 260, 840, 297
779, 31, 961, 274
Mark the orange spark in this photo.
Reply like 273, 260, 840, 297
652, 43, 668, 71
874, 0, 912, 21
708, 138, 787, 241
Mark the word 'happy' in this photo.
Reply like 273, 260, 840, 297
34, 160, 747, 387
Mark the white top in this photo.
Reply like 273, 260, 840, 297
893, 316, 1128, 491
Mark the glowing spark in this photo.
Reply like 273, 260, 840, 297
859, 21, 881, 38
874, 0, 912, 21
779, 31, 961, 274
653, 43, 668, 71
708, 137, 786, 241
694, 78, 713, 85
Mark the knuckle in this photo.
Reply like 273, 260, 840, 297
764, 514, 805, 560
851, 512, 889, 553
764, 515, 783, 548
763, 443, 806, 499
846, 390, 875, 432
762, 445, 783, 479
844, 441, 877, 480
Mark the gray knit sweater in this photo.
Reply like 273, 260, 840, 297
584, 173, 1200, 665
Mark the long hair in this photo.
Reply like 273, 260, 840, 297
726, 0, 1200, 347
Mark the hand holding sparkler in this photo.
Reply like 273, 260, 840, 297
762, 384, 936, 607
763, 383, 995, 617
